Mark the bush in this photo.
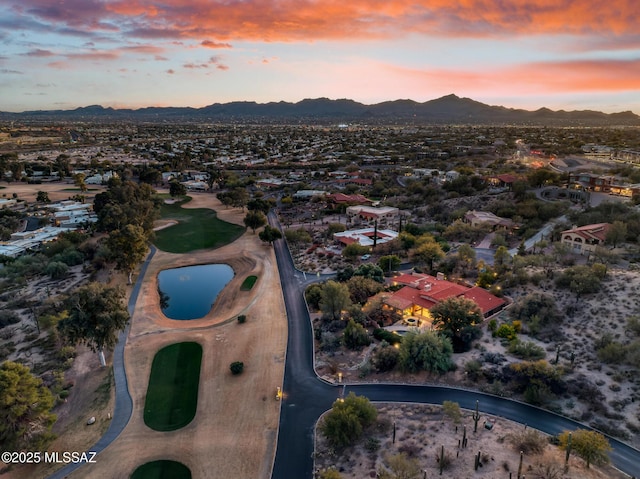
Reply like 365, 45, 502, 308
320, 392, 377, 449
373, 328, 402, 345
508, 341, 546, 360
0, 310, 20, 328
343, 319, 371, 350
442, 400, 461, 423
229, 361, 244, 375
507, 429, 548, 455
372, 343, 400, 372
237, 314, 246, 324
495, 324, 517, 341
597, 342, 627, 364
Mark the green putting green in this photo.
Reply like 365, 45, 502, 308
144, 342, 202, 431
240, 275, 258, 291
154, 197, 244, 253
131, 460, 191, 479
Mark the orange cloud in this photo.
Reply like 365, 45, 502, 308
16, 0, 639, 43
389, 58, 640, 95
201, 40, 232, 49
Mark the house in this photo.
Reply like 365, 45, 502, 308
326, 193, 374, 208
334, 228, 398, 248
346, 205, 400, 228
486, 173, 519, 189
561, 223, 611, 254
383, 272, 506, 324
463, 210, 514, 231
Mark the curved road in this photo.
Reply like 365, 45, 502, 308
47, 247, 156, 479
269, 212, 640, 478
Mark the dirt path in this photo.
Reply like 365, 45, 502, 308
65, 193, 287, 479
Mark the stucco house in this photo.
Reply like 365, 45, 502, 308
561, 223, 611, 254
383, 272, 507, 325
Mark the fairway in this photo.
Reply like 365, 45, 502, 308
154, 197, 244, 253
144, 342, 202, 432
131, 460, 191, 479
240, 275, 258, 291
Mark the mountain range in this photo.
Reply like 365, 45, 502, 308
2, 94, 639, 125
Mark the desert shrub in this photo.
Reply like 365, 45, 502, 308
625, 341, 640, 368
372, 343, 400, 372
321, 392, 377, 449
507, 429, 548, 455
45, 261, 69, 279
0, 310, 20, 328
365, 437, 380, 452
504, 360, 565, 397
442, 400, 461, 423
488, 319, 497, 333
510, 293, 561, 326
597, 342, 626, 364
229, 361, 244, 375
305, 283, 323, 310
399, 331, 454, 374
508, 341, 546, 360
343, 319, 371, 350
237, 314, 246, 324
320, 332, 342, 352
627, 316, 640, 336
495, 324, 517, 341
373, 328, 402, 345
464, 360, 483, 381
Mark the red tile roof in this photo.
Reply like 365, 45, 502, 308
561, 223, 611, 243
461, 287, 506, 315
387, 272, 505, 317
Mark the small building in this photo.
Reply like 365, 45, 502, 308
293, 190, 328, 199
326, 193, 374, 207
561, 223, 611, 255
464, 210, 514, 231
346, 205, 400, 227
333, 228, 398, 248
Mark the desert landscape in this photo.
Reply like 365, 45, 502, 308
1, 189, 288, 479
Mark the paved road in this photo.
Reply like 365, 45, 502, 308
47, 247, 157, 479
269, 212, 640, 478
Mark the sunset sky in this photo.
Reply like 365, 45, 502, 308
1, 0, 639, 113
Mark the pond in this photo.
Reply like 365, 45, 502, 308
158, 264, 234, 320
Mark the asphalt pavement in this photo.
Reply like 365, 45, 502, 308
268, 212, 640, 478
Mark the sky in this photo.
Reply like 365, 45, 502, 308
1, 0, 639, 113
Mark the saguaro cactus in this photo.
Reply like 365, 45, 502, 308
517, 451, 524, 478
472, 400, 480, 432
564, 432, 572, 472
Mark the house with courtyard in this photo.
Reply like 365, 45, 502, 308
346, 205, 400, 228
383, 272, 507, 325
463, 210, 514, 231
334, 228, 398, 248
326, 193, 374, 208
561, 223, 611, 255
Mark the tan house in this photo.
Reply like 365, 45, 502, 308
464, 210, 514, 231
561, 223, 611, 254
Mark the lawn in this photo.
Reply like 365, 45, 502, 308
131, 460, 191, 479
143, 342, 202, 432
153, 197, 244, 253
240, 275, 258, 291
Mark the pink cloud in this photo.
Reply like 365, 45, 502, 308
11, 0, 637, 43
387, 58, 640, 96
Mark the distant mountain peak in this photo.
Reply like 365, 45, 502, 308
2, 96, 638, 125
